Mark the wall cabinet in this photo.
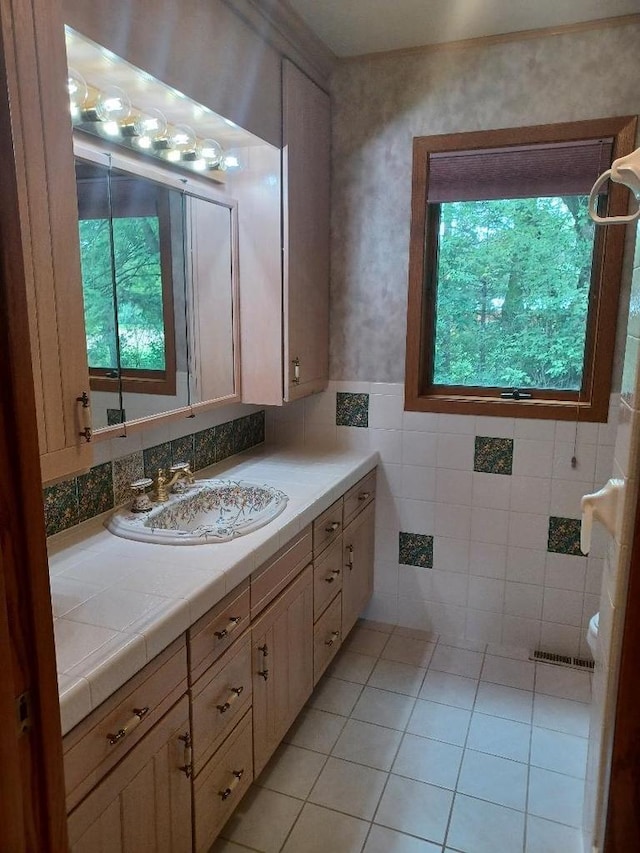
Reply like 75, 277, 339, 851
63, 470, 376, 852
8, 0, 93, 483
239, 59, 330, 406
282, 59, 331, 401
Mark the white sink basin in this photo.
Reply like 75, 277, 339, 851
107, 479, 288, 545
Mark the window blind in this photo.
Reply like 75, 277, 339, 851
427, 138, 614, 203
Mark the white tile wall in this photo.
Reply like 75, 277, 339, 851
266, 383, 620, 659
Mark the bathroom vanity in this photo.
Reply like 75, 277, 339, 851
50, 448, 377, 851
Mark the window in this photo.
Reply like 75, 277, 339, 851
76, 163, 178, 396
405, 117, 637, 421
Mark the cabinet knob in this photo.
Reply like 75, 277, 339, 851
325, 521, 341, 533
358, 491, 371, 502
258, 644, 269, 657
219, 769, 244, 800
292, 357, 301, 385
325, 631, 340, 647
258, 668, 269, 681
106, 706, 149, 746
76, 391, 92, 443
346, 544, 354, 569
178, 732, 193, 778
216, 685, 244, 714
214, 615, 242, 640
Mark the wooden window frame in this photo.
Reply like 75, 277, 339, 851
405, 116, 638, 422
84, 186, 178, 398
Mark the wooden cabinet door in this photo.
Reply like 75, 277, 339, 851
342, 501, 375, 637
7, 0, 92, 482
252, 564, 314, 775
282, 59, 330, 401
67, 698, 192, 853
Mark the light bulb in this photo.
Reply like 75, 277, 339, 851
170, 124, 197, 158
222, 154, 241, 171
67, 68, 87, 119
192, 158, 207, 172
94, 86, 131, 122
166, 149, 181, 162
198, 138, 223, 168
136, 136, 153, 150
133, 108, 167, 140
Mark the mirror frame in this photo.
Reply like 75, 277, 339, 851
73, 133, 242, 439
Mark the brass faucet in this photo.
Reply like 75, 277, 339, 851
155, 463, 195, 502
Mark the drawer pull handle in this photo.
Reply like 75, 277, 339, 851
325, 631, 340, 647
219, 769, 244, 801
358, 491, 371, 501
258, 644, 269, 657
178, 732, 193, 778
325, 521, 340, 533
106, 706, 149, 745
258, 668, 269, 681
217, 686, 244, 714
346, 544, 354, 569
214, 616, 242, 640
324, 575, 335, 584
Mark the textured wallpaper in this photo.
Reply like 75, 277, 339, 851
330, 22, 640, 382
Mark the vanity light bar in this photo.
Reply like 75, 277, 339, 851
67, 68, 230, 177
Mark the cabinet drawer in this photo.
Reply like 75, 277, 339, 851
193, 710, 254, 853
251, 526, 312, 618
313, 593, 342, 684
313, 535, 343, 620
343, 470, 376, 528
63, 636, 188, 812
192, 633, 252, 775
190, 581, 250, 684
313, 498, 344, 556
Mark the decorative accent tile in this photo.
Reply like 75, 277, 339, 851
107, 408, 125, 426
143, 442, 172, 479
216, 421, 235, 461
43, 479, 79, 536
113, 452, 144, 506
251, 410, 266, 445
474, 437, 514, 475
399, 532, 433, 568
234, 414, 255, 454
336, 392, 369, 428
547, 517, 583, 556
194, 426, 217, 471
171, 435, 195, 469
77, 462, 114, 523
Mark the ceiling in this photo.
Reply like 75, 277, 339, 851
286, 0, 640, 57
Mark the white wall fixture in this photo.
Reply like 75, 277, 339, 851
580, 478, 625, 553
589, 147, 640, 224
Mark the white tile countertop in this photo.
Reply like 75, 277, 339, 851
47, 446, 378, 735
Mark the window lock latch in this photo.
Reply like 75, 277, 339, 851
500, 388, 532, 400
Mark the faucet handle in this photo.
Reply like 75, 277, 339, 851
170, 461, 195, 485
130, 478, 153, 513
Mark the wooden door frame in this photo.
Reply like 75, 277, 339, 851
0, 0, 69, 848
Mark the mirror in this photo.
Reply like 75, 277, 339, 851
74, 138, 239, 433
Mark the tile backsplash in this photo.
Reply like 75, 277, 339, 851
44, 410, 265, 537
267, 381, 617, 658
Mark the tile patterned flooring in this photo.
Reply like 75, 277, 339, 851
212, 621, 591, 853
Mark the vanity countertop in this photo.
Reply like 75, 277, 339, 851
48, 446, 379, 735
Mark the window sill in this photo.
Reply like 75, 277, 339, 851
404, 388, 610, 423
